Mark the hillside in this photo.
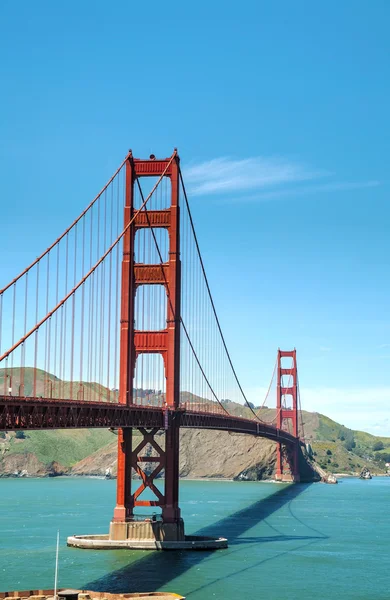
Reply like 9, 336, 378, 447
1, 410, 389, 479
307, 413, 390, 475
1, 368, 389, 479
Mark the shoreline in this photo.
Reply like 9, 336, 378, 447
334, 472, 389, 478
2, 470, 388, 481
0, 474, 272, 482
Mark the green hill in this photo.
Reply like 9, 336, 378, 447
307, 413, 390, 474
1, 429, 114, 467
1, 368, 389, 478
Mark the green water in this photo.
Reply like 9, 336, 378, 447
0, 477, 389, 599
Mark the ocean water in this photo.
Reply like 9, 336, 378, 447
0, 477, 389, 599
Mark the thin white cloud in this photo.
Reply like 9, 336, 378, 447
319, 346, 332, 352
183, 155, 380, 201
378, 343, 390, 349
184, 156, 324, 196
249, 180, 381, 202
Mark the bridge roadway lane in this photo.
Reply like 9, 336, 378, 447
0, 396, 298, 446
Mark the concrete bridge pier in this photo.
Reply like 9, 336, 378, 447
67, 424, 227, 550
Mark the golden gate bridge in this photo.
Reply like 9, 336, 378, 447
0, 150, 305, 547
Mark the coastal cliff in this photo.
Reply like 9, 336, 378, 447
0, 429, 279, 480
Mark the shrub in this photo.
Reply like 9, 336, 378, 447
326, 449, 332, 455
15, 431, 26, 440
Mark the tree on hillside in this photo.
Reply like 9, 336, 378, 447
375, 451, 390, 463
338, 425, 349, 441
344, 438, 356, 451
373, 441, 384, 451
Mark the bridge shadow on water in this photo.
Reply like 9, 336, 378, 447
84, 483, 327, 594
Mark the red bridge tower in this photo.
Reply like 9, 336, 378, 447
275, 349, 300, 482
110, 151, 184, 542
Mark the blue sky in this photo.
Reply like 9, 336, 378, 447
0, 1, 389, 434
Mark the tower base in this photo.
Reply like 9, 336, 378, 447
275, 473, 301, 483
67, 518, 227, 550
109, 518, 185, 542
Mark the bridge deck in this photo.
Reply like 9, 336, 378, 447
0, 396, 298, 446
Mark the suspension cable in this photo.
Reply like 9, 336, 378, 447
0, 152, 176, 363
255, 356, 277, 423
297, 370, 305, 440
0, 153, 131, 295
135, 178, 230, 416
179, 169, 261, 422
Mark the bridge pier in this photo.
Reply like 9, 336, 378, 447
110, 422, 184, 543
68, 422, 227, 550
